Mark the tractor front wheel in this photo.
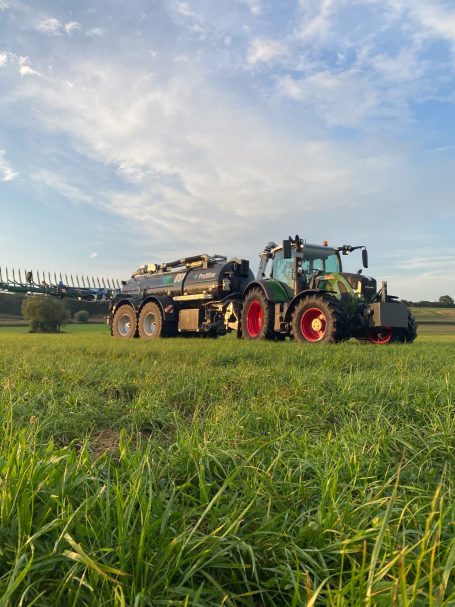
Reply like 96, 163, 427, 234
241, 288, 274, 340
291, 296, 347, 344
112, 304, 137, 339
365, 310, 417, 344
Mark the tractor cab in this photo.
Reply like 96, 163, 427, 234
270, 242, 342, 293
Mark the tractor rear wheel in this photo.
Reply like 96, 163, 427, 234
241, 288, 274, 340
291, 296, 347, 344
112, 304, 137, 339
138, 302, 164, 339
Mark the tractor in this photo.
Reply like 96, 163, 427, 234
1, 236, 417, 344
240, 236, 417, 344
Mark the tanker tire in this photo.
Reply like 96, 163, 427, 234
138, 302, 164, 339
391, 310, 418, 343
291, 295, 348, 344
112, 304, 137, 339
241, 288, 274, 340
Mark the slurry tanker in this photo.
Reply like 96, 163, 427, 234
1, 235, 417, 344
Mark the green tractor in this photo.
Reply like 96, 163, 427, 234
241, 236, 417, 344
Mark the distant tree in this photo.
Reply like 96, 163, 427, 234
21, 297, 68, 332
439, 295, 454, 307
74, 310, 90, 323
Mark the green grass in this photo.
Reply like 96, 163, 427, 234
0, 333, 454, 606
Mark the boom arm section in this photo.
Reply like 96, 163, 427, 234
0, 267, 120, 302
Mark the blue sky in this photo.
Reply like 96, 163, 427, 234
1, 0, 455, 300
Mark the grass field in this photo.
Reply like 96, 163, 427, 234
0, 330, 454, 606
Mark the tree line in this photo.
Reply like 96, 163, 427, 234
401, 295, 454, 308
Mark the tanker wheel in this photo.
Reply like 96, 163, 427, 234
112, 304, 137, 339
138, 302, 164, 339
291, 296, 347, 344
241, 288, 274, 340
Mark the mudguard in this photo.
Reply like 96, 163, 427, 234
243, 279, 289, 303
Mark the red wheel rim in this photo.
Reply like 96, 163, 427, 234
301, 308, 327, 342
246, 301, 263, 337
367, 327, 393, 344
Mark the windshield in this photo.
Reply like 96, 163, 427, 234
301, 246, 341, 273
272, 245, 341, 286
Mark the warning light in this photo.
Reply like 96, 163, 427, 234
323, 240, 329, 246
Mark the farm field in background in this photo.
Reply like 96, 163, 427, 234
0, 331, 454, 605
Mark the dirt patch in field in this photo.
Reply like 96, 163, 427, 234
91, 430, 121, 458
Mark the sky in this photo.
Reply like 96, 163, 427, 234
1, 0, 455, 300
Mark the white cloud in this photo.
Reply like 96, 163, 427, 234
18, 56, 41, 77
0, 52, 7, 67
298, 0, 336, 42
0, 150, 18, 182
247, 39, 288, 65
65, 21, 81, 34
368, 49, 426, 82
35, 17, 62, 35
30, 170, 93, 204
176, 2, 194, 18
238, 0, 262, 15
89, 252, 98, 259
277, 70, 395, 127
87, 27, 104, 37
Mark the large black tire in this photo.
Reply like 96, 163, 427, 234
391, 310, 418, 343
241, 288, 274, 340
112, 304, 137, 339
291, 295, 348, 343
361, 310, 418, 344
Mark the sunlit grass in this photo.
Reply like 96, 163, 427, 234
0, 333, 454, 605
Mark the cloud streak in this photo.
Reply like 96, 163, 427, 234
0, 150, 18, 182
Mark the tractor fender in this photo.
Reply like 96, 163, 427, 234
138, 295, 178, 322
283, 290, 329, 323
242, 279, 289, 303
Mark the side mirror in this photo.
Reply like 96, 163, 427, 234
362, 248, 368, 269
283, 239, 292, 259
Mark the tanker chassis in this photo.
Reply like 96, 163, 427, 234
109, 237, 417, 344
